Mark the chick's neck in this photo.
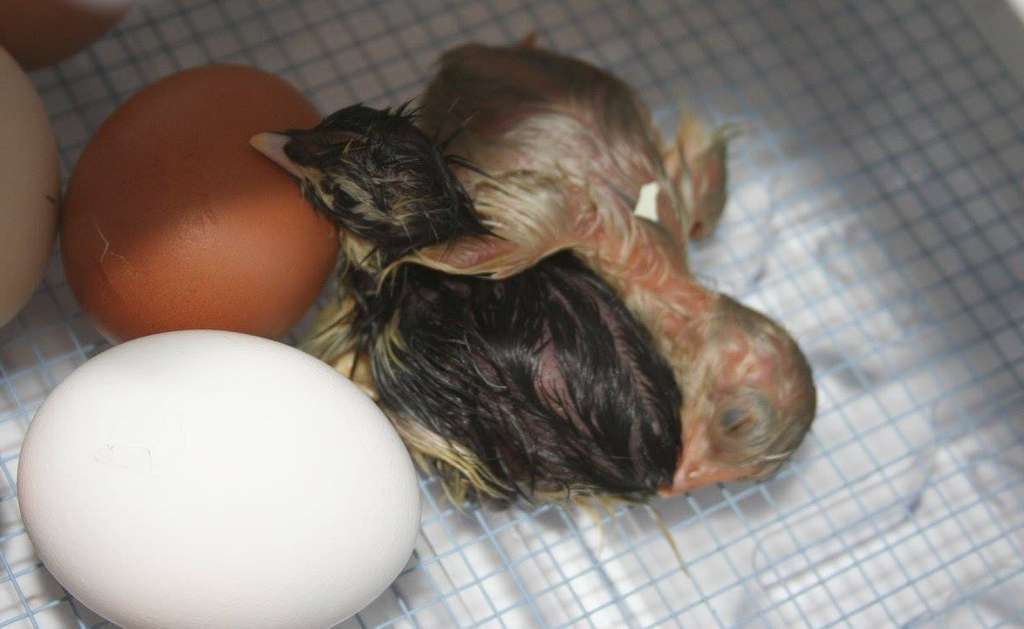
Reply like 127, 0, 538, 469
572, 201, 719, 371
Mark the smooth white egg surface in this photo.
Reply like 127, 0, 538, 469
17, 331, 421, 629
0, 46, 59, 327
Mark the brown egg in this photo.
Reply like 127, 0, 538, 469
0, 1, 134, 70
61, 65, 338, 342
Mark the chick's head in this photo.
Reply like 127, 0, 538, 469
663, 294, 816, 494
251, 104, 486, 273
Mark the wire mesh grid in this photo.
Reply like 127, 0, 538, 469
0, 0, 1022, 626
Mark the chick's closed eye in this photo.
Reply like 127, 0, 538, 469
721, 408, 748, 432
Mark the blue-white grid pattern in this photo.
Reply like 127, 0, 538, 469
1, 0, 1022, 626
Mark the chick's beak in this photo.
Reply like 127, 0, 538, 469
659, 420, 755, 496
250, 132, 304, 179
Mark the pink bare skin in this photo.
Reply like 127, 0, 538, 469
413, 41, 816, 495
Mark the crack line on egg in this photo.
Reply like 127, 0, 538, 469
92, 217, 130, 267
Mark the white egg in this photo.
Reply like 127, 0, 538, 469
18, 331, 421, 629
0, 46, 59, 327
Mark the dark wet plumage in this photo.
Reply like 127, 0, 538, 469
263, 104, 684, 504
349, 252, 683, 502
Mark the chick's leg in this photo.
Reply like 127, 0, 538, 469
302, 295, 379, 401
662, 113, 734, 241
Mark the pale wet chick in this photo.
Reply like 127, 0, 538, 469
414, 41, 816, 496
251, 41, 816, 503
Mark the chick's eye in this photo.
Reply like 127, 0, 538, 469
721, 408, 749, 433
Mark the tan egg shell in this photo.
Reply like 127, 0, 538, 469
0, 46, 60, 327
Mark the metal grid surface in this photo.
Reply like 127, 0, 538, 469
1, 0, 1022, 626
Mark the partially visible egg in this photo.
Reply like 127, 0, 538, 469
0, 46, 59, 327
61, 65, 339, 342
0, 0, 134, 70
18, 330, 422, 629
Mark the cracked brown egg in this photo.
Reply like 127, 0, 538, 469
61, 64, 338, 342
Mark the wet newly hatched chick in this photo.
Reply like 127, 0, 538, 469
251, 105, 684, 504
411, 41, 816, 494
